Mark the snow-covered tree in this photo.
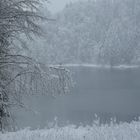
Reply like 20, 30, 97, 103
33, 0, 140, 65
0, 0, 71, 131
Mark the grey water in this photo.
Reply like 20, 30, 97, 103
15, 66, 140, 129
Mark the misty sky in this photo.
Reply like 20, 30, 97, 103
48, 0, 80, 13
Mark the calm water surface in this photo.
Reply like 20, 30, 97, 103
15, 66, 140, 128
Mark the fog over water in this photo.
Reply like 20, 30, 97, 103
15, 0, 140, 128
2, 0, 140, 138
8, 0, 140, 130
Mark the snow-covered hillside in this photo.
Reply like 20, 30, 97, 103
1, 121, 140, 140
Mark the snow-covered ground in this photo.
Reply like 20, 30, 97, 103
1, 121, 140, 140
49, 64, 140, 69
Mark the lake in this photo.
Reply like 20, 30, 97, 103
15, 66, 140, 128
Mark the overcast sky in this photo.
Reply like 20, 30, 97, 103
47, 0, 79, 13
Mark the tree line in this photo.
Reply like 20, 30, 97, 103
31, 0, 140, 65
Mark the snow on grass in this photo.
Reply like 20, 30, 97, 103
1, 121, 140, 140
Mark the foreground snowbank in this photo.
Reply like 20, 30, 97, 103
1, 121, 140, 140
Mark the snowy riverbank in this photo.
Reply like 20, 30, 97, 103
49, 64, 140, 69
1, 121, 140, 140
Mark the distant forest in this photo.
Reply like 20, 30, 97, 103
31, 0, 140, 66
